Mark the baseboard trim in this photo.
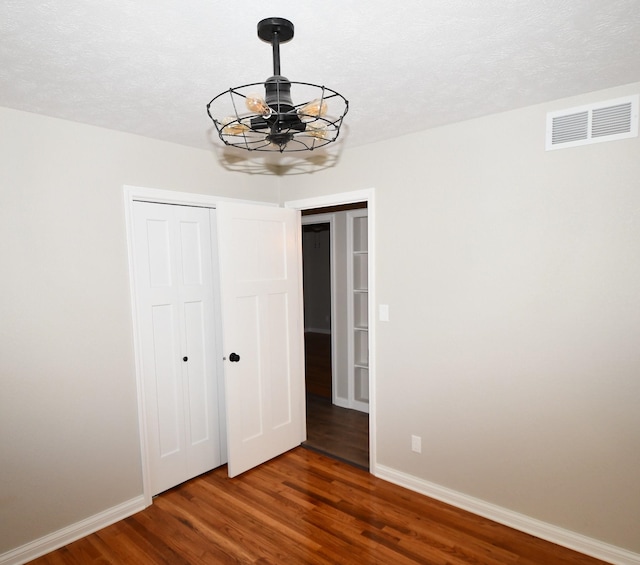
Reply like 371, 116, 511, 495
332, 397, 350, 409
375, 464, 639, 565
0, 495, 146, 565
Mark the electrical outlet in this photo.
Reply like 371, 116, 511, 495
411, 435, 422, 454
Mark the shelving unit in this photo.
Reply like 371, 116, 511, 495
347, 210, 369, 413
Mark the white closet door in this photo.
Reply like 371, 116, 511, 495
217, 202, 305, 477
132, 201, 221, 495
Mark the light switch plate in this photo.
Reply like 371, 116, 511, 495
379, 304, 389, 322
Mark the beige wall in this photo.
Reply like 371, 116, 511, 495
2, 78, 639, 557
0, 107, 278, 553
279, 83, 640, 553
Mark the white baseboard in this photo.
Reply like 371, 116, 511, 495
375, 464, 640, 565
332, 397, 350, 409
0, 495, 147, 565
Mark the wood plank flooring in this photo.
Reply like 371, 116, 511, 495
304, 332, 370, 469
304, 394, 369, 470
304, 332, 333, 399
30, 448, 610, 565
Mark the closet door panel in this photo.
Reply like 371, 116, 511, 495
133, 201, 221, 495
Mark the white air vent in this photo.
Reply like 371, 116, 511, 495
546, 94, 638, 150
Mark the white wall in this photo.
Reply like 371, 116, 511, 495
0, 107, 278, 554
278, 83, 640, 554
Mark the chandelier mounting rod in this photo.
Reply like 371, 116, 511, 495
257, 17, 295, 77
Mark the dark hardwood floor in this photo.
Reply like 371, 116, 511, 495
30, 448, 610, 565
304, 332, 369, 469
304, 394, 369, 470
304, 331, 333, 399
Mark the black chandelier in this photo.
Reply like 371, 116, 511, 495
207, 17, 349, 153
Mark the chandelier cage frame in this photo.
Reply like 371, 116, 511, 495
206, 17, 349, 153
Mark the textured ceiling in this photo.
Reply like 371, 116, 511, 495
2, 0, 640, 156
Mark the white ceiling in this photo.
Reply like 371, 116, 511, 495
2, 0, 640, 154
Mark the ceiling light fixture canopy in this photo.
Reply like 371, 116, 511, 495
207, 17, 349, 153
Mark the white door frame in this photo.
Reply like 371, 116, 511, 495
123, 185, 275, 506
284, 189, 377, 474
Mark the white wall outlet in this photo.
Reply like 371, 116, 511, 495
411, 435, 422, 453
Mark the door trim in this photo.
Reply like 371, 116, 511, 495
284, 189, 377, 474
123, 185, 274, 506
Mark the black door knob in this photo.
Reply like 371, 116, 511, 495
183, 356, 188, 362
229, 352, 240, 362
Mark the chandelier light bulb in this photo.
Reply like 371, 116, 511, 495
298, 99, 328, 122
221, 117, 250, 135
245, 94, 271, 116
306, 123, 328, 139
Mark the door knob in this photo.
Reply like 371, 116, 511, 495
183, 356, 188, 362
229, 352, 240, 362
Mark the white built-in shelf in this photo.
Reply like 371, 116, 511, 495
349, 210, 369, 413
354, 253, 368, 291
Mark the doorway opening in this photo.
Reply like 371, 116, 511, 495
300, 202, 369, 470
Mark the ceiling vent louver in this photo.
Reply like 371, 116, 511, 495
546, 94, 638, 151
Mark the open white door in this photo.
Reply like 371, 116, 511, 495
216, 202, 305, 477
